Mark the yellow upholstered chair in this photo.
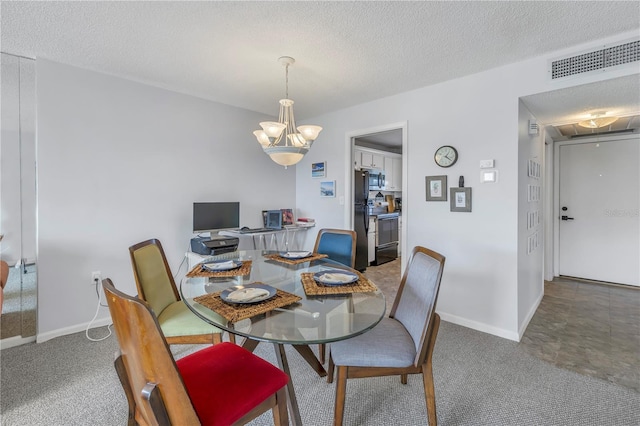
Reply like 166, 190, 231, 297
129, 238, 231, 345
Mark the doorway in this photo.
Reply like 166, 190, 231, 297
346, 122, 407, 272
555, 135, 639, 286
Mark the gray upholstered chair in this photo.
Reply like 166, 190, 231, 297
129, 238, 232, 345
327, 246, 445, 426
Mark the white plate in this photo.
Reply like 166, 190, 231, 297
220, 284, 276, 304
202, 260, 242, 272
313, 270, 359, 286
279, 251, 312, 259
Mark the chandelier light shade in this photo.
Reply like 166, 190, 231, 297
253, 57, 322, 168
577, 112, 619, 129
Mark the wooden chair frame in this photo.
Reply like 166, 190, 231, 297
327, 246, 445, 426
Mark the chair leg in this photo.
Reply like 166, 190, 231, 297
333, 366, 348, 426
114, 353, 137, 426
228, 332, 236, 344
327, 353, 335, 383
272, 387, 289, 426
401, 373, 408, 384
422, 313, 441, 426
319, 343, 326, 364
422, 362, 437, 426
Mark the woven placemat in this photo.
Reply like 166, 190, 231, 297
193, 286, 302, 323
263, 252, 328, 265
185, 260, 252, 278
300, 272, 378, 296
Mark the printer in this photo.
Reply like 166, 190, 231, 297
190, 236, 239, 256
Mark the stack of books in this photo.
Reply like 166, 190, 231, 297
296, 218, 315, 226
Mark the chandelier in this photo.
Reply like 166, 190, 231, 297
577, 112, 619, 129
253, 57, 322, 168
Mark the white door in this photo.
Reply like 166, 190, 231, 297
558, 137, 639, 286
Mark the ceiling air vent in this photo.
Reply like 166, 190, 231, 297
550, 39, 639, 80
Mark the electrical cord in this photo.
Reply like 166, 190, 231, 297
85, 277, 112, 342
172, 242, 191, 281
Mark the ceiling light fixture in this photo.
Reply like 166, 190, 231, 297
253, 57, 322, 168
577, 112, 618, 129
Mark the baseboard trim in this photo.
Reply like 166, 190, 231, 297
517, 291, 544, 340
438, 311, 520, 342
36, 317, 113, 344
0, 335, 36, 350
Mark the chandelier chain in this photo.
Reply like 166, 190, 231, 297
285, 63, 289, 99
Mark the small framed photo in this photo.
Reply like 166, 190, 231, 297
320, 180, 336, 197
281, 208, 294, 225
426, 175, 447, 201
450, 187, 472, 212
312, 162, 326, 178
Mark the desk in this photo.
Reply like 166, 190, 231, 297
181, 250, 386, 426
220, 224, 314, 251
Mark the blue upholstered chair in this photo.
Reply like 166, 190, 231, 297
313, 228, 357, 268
313, 228, 357, 363
327, 246, 445, 426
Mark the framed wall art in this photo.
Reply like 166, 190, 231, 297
312, 161, 326, 178
426, 175, 447, 201
320, 180, 336, 197
450, 187, 472, 212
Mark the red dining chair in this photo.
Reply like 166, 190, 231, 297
103, 278, 289, 425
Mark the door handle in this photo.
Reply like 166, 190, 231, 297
561, 215, 574, 221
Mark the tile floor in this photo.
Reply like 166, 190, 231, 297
520, 277, 640, 392
364, 261, 640, 392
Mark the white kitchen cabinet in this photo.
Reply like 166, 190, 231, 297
368, 217, 376, 264
356, 148, 384, 170
384, 155, 402, 191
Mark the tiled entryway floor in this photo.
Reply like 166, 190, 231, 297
365, 261, 640, 392
521, 277, 640, 392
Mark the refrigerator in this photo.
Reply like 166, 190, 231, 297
354, 170, 370, 271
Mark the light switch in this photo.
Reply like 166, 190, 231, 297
480, 159, 495, 169
339, 196, 345, 205
480, 170, 498, 183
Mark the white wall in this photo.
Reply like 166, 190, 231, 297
296, 30, 640, 340
36, 59, 297, 341
516, 100, 544, 334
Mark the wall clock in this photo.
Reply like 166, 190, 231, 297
434, 145, 458, 168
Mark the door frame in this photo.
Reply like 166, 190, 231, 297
551, 132, 639, 280
343, 122, 408, 267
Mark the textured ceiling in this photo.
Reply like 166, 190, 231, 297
2, 1, 639, 124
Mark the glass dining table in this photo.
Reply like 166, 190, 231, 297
180, 249, 386, 426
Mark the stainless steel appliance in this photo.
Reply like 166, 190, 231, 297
354, 170, 370, 271
375, 212, 399, 265
368, 171, 385, 190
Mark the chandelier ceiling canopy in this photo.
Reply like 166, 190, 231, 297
253, 57, 322, 168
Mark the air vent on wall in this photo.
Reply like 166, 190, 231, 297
549, 39, 639, 80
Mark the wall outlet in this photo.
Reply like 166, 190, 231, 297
91, 271, 101, 284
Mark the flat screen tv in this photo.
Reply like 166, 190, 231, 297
193, 202, 240, 233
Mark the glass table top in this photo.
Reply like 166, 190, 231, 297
181, 250, 386, 345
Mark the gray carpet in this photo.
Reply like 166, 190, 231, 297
1, 321, 639, 425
